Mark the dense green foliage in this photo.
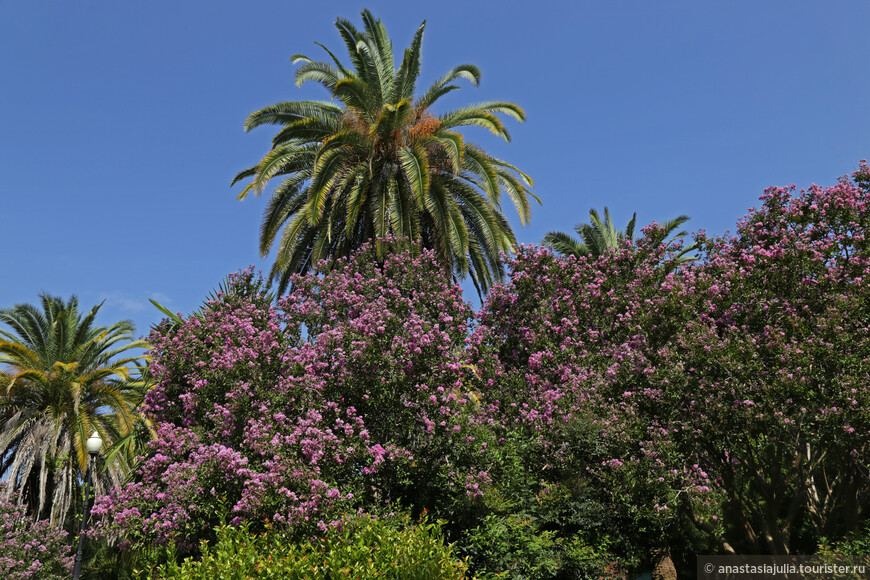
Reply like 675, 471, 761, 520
149, 515, 468, 580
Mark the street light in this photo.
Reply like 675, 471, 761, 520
73, 431, 102, 580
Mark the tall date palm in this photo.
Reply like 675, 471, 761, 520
234, 10, 538, 294
0, 294, 149, 526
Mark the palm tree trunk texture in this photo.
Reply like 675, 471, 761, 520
651, 547, 677, 580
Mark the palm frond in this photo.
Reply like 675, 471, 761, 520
439, 107, 510, 141
393, 21, 425, 101
417, 64, 481, 110
294, 61, 344, 91
243, 101, 342, 132
543, 231, 590, 258
398, 144, 430, 206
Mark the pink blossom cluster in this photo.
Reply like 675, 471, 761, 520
469, 167, 870, 552
0, 494, 72, 579
92, 247, 492, 552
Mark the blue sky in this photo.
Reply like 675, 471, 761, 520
2, 0, 869, 337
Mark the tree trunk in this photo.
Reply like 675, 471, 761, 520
651, 548, 677, 580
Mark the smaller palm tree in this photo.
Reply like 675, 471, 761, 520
543, 207, 698, 270
0, 295, 150, 526
543, 207, 637, 258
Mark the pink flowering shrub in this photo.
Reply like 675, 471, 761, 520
279, 240, 493, 511
93, 245, 492, 555
469, 230, 710, 567
668, 169, 870, 553
91, 270, 368, 550
471, 164, 870, 558
0, 496, 73, 579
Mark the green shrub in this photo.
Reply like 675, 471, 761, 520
820, 520, 870, 556
464, 511, 625, 580
150, 514, 469, 579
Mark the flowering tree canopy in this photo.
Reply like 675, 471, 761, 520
473, 164, 870, 555
93, 242, 488, 551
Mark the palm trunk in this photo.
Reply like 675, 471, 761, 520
651, 547, 677, 580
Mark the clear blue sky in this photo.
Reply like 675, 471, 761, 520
2, 0, 869, 337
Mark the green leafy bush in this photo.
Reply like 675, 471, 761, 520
820, 520, 870, 556
150, 514, 468, 579
463, 494, 627, 579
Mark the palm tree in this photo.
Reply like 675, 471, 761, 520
0, 294, 150, 526
233, 10, 538, 295
543, 207, 698, 269
543, 207, 637, 258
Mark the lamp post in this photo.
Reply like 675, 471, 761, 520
72, 431, 102, 580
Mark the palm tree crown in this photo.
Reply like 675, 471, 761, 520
234, 10, 538, 295
0, 294, 149, 526
544, 207, 638, 258
544, 207, 698, 269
